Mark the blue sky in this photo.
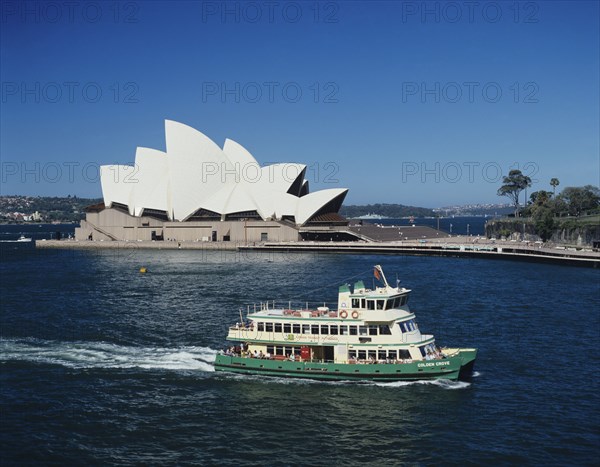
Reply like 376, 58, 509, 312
1, 0, 598, 208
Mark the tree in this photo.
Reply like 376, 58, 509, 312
529, 190, 552, 206
497, 170, 532, 217
550, 178, 559, 196
528, 190, 555, 240
532, 206, 556, 241
558, 185, 600, 216
522, 190, 551, 217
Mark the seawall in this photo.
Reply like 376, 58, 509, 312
237, 242, 599, 268
36, 238, 600, 268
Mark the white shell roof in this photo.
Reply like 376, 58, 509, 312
100, 120, 347, 225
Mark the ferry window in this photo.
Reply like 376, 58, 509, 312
265, 323, 273, 332
399, 349, 411, 359
311, 325, 320, 334
330, 325, 338, 335
340, 325, 348, 335
276, 346, 284, 356
368, 325, 378, 336
321, 325, 329, 335
358, 350, 366, 359
351, 298, 360, 308
377, 300, 385, 310
409, 320, 416, 331
283, 323, 291, 333
385, 300, 393, 310
378, 350, 387, 360
379, 325, 391, 335
349, 350, 357, 359
361, 299, 366, 308
257, 322, 264, 331
349, 326, 357, 335
367, 300, 375, 310
368, 350, 377, 360
388, 350, 397, 360
275, 323, 282, 333
419, 346, 428, 357
302, 324, 310, 334
401, 296, 408, 306
399, 322, 407, 333
267, 345, 274, 354
359, 326, 368, 336
292, 324, 300, 333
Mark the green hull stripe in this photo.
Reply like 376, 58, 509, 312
214, 352, 476, 381
215, 364, 459, 381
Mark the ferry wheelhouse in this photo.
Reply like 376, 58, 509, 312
214, 266, 477, 381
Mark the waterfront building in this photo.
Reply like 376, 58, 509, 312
76, 121, 349, 243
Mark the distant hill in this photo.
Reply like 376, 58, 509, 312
0, 195, 102, 223
340, 203, 435, 219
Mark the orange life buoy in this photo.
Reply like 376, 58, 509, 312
339, 310, 348, 319
351, 310, 359, 319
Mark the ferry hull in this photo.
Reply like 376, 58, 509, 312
214, 349, 476, 382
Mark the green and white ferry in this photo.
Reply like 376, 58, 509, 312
214, 266, 477, 382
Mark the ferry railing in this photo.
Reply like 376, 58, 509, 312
241, 301, 342, 316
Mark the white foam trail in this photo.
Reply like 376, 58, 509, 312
374, 379, 471, 389
219, 371, 470, 389
0, 338, 217, 372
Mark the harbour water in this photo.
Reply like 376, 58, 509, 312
377, 216, 489, 236
1, 226, 599, 465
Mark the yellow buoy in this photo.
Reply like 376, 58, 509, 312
139, 267, 147, 273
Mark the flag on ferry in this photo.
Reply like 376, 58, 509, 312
374, 266, 381, 281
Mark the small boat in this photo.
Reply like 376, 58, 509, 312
354, 213, 388, 220
0, 235, 33, 243
214, 265, 477, 382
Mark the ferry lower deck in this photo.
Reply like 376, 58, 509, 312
214, 348, 477, 382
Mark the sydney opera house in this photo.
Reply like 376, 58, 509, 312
76, 120, 350, 243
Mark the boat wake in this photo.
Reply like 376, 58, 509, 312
373, 379, 471, 390
0, 337, 217, 372
219, 372, 470, 389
